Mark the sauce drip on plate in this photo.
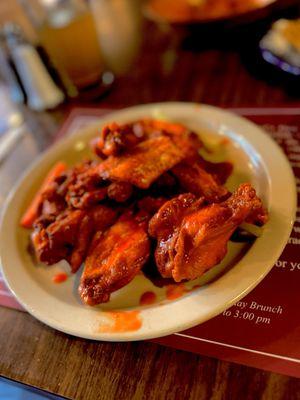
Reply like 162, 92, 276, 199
165, 283, 201, 299
139, 291, 157, 306
52, 273, 68, 284
166, 283, 187, 300
99, 311, 142, 333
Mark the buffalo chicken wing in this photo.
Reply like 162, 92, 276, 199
79, 212, 150, 305
22, 118, 268, 306
149, 184, 268, 282
96, 136, 185, 189
171, 160, 229, 202
31, 205, 117, 272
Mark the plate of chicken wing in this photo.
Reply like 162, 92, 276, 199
0, 102, 296, 340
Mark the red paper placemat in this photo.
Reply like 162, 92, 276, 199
1, 106, 299, 377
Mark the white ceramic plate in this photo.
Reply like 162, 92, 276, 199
0, 103, 296, 341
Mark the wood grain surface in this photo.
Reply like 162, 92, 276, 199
1, 308, 299, 400
1, 4, 300, 399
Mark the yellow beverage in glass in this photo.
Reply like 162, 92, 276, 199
38, 9, 103, 95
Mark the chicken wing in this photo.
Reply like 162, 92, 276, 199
31, 205, 118, 272
97, 136, 185, 189
133, 119, 203, 159
69, 205, 118, 272
92, 119, 205, 190
63, 161, 109, 209
31, 209, 86, 268
94, 122, 145, 157
148, 193, 205, 278
171, 158, 229, 202
149, 184, 268, 282
196, 156, 233, 185
92, 119, 202, 160
137, 196, 168, 215
107, 181, 133, 202
79, 213, 150, 305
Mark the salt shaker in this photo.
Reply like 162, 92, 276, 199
0, 33, 25, 104
3, 23, 64, 111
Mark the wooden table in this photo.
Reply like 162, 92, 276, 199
1, 5, 300, 399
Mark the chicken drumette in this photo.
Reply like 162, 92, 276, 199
79, 212, 150, 305
149, 183, 268, 282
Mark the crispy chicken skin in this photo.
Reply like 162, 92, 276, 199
78, 212, 150, 305
95, 122, 145, 157
172, 161, 229, 202
134, 119, 203, 159
198, 157, 233, 185
31, 209, 86, 269
93, 119, 203, 190
96, 136, 185, 189
149, 184, 268, 282
63, 161, 108, 209
137, 196, 168, 215
31, 206, 118, 272
93, 119, 202, 159
107, 181, 133, 202
148, 194, 205, 278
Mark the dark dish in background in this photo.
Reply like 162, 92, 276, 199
260, 18, 300, 75
144, 0, 277, 24
144, 0, 299, 28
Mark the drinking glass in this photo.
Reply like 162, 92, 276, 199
20, 0, 105, 97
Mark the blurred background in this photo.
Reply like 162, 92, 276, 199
0, 0, 300, 207
0, 0, 299, 112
